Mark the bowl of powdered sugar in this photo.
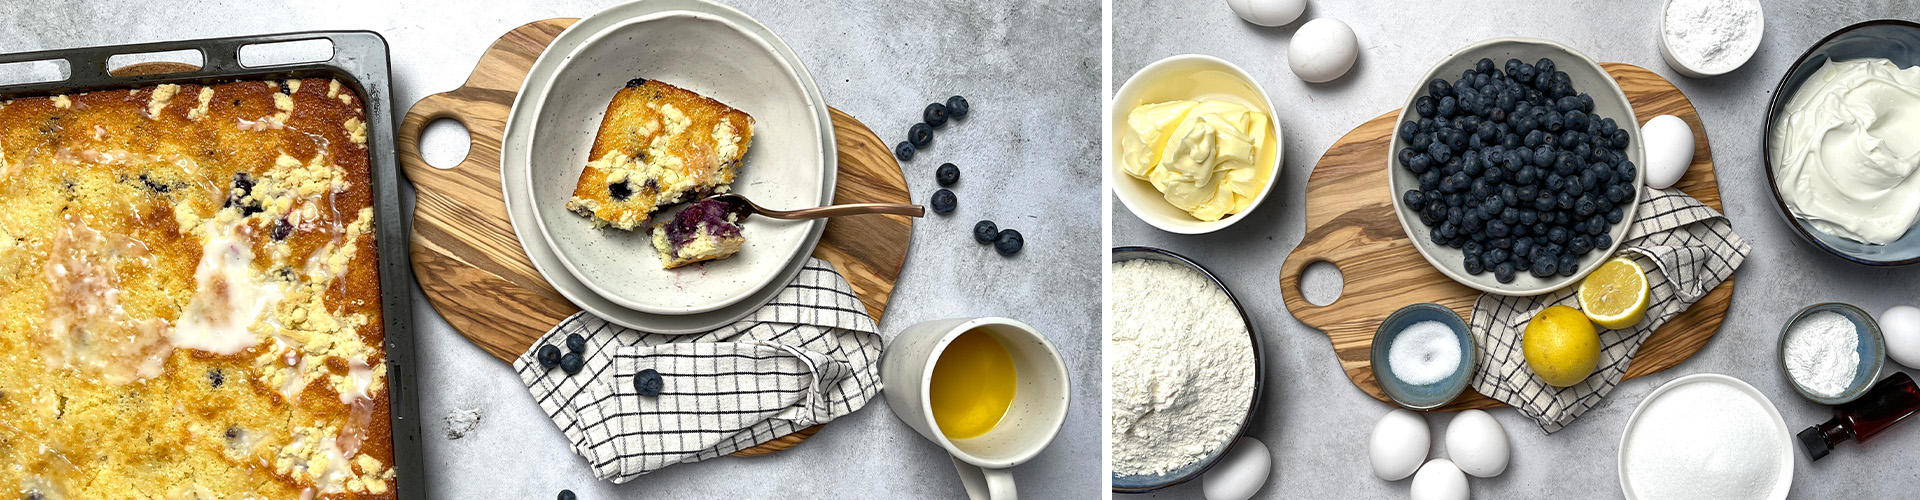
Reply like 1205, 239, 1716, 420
1109, 247, 1264, 493
1778, 303, 1885, 405
1658, 0, 1764, 78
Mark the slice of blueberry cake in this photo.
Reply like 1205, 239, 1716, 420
650, 198, 747, 269
565, 78, 755, 230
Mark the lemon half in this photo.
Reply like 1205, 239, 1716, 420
1578, 257, 1650, 330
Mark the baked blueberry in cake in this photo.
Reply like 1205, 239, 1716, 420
649, 198, 748, 269
564, 78, 755, 231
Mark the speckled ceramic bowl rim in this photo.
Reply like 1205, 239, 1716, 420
1777, 302, 1885, 405
497, 0, 827, 333
1110, 246, 1265, 493
522, 6, 833, 315
1760, 19, 1920, 266
1108, 54, 1284, 235
1387, 37, 1644, 296
1370, 303, 1476, 410
1617, 373, 1792, 500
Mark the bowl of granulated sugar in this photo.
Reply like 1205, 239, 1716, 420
1778, 303, 1885, 405
1658, 0, 1765, 78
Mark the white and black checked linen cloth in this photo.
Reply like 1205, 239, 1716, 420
1468, 187, 1749, 433
513, 258, 883, 482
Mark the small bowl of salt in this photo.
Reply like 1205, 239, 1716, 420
1372, 303, 1476, 410
1658, 0, 1765, 78
1779, 303, 1885, 405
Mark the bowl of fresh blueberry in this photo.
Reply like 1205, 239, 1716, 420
1388, 38, 1644, 296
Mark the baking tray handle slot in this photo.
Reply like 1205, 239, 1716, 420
0, 32, 377, 93
0, 58, 69, 86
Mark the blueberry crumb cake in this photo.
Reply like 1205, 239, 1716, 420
0, 79, 395, 498
564, 78, 754, 235
650, 198, 748, 269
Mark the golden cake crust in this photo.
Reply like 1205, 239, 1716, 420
0, 78, 394, 499
565, 79, 754, 231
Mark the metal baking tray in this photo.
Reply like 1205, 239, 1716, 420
0, 31, 423, 499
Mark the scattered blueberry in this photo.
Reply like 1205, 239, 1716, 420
973, 220, 998, 244
894, 141, 915, 161
936, 162, 960, 186
924, 102, 950, 128
993, 229, 1023, 256
565, 333, 587, 354
930, 189, 956, 214
537, 344, 562, 369
559, 490, 577, 500
634, 369, 664, 397
909, 123, 933, 148
559, 352, 585, 375
946, 95, 969, 119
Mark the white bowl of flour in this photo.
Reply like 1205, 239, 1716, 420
1109, 247, 1264, 493
1658, 0, 1765, 78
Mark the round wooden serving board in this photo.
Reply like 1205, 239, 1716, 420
397, 19, 913, 455
1278, 63, 1734, 411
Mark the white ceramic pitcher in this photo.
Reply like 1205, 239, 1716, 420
880, 317, 1071, 500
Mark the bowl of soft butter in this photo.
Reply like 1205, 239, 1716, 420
1110, 54, 1283, 235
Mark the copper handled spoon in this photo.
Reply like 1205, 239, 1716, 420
704, 193, 925, 220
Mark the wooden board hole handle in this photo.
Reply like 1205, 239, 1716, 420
1279, 254, 1340, 312
398, 91, 492, 173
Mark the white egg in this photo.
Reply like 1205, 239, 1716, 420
1369, 409, 1430, 481
1444, 409, 1510, 478
1409, 459, 1471, 500
1640, 114, 1694, 189
1203, 437, 1272, 500
1882, 305, 1920, 370
1227, 0, 1306, 27
1288, 18, 1358, 83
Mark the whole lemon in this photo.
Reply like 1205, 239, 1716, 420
1522, 305, 1601, 387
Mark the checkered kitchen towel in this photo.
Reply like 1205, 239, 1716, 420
514, 259, 883, 482
1469, 188, 1749, 433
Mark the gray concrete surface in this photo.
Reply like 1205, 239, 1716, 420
1113, 0, 1920, 498
0, 0, 1101, 498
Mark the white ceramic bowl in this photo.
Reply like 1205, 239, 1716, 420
1386, 38, 1644, 296
1618, 374, 1792, 500
518, 4, 835, 315
1109, 54, 1283, 234
1657, 0, 1764, 78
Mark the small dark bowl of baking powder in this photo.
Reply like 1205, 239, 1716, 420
1778, 302, 1884, 405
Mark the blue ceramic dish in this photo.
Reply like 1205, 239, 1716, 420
1110, 246, 1265, 494
1763, 20, 1920, 265
1778, 302, 1885, 405
1372, 303, 1476, 410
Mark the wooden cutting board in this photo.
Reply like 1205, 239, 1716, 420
1278, 63, 1734, 411
396, 19, 914, 455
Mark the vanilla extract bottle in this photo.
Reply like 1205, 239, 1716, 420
1798, 372, 1920, 461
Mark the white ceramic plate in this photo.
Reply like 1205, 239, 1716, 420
1387, 38, 1644, 296
501, 0, 831, 332
514, 0, 834, 316
1109, 54, 1283, 235
1617, 374, 1792, 500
